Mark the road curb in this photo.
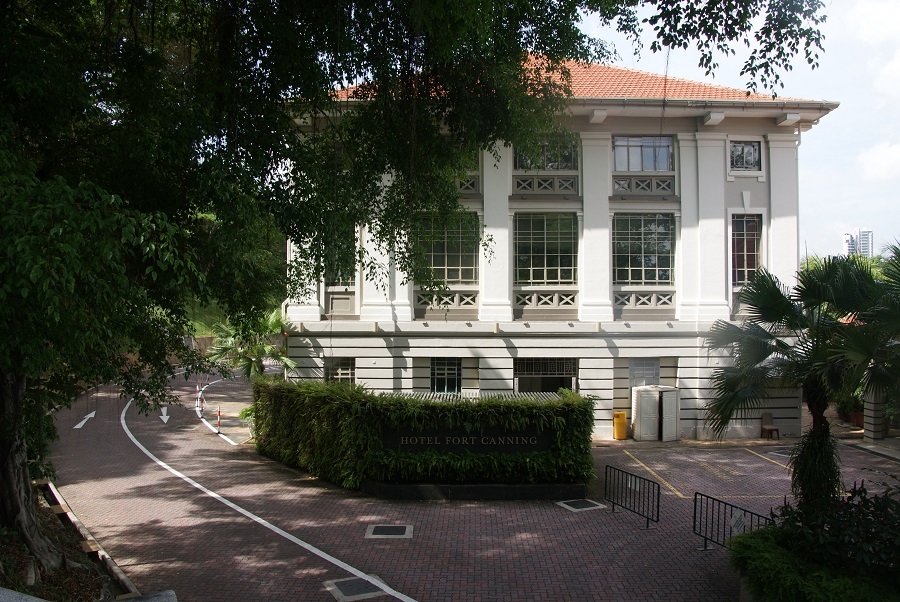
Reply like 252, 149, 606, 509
40, 480, 142, 600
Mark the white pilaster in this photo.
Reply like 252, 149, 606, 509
391, 264, 414, 321
579, 133, 614, 321
767, 133, 801, 287
692, 133, 730, 321
283, 239, 322, 321
675, 134, 700, 321
479, 144, 514, 321
358, 225, 395, 321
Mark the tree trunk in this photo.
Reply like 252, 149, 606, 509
790, 381, 841, 519
0, 367, 66, 572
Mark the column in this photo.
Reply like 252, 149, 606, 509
358, 224, 394, 322
675, 134, 700, 321
864, 389, 886, 443
693, 133, 730, 321
767, 133, 801, 287
579, 133, 614, 321
391, 264, 414, 321
283, 239, 322, 322
478, 144, 514, 321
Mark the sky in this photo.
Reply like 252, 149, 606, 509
583, 0, 900, 258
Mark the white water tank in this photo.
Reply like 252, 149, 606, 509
631, 385, 680, 441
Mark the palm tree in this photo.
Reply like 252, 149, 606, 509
706, 249, 900, 517
207, 308, 297, 379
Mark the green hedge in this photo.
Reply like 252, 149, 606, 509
729, 528, 899, 602
252, 377, 595, 489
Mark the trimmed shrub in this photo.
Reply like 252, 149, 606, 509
252, 377, 595, 489
729, 528, 899, 602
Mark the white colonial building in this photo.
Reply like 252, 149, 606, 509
283, 63, 837, 440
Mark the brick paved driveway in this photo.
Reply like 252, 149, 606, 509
52, 379, 900, 601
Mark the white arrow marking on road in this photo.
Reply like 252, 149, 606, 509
73, 411, 96, 429
160, 407, 170, 424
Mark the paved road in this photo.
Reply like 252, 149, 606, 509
51, 378, 900, 601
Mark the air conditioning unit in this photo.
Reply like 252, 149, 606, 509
631, 385, 680, 441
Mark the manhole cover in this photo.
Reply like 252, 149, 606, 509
324, 577, 386, 601
365, 524, 413, 538
555, 499, 607, 512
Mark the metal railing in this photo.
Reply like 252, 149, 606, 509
604, 465, 661, 529
693, 492, 772, 550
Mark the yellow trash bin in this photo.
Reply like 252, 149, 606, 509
613, 411, 627, 440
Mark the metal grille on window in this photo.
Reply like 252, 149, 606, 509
730, 142, 761, 171
424, 214, 479, 285
629, 358, 660, 388
612, 213, 676, 285
514, 213, 578, 285
431, 358, 462, 394
514, 358, 577, 393
515, 358, 576, 375
324, 358, 355, 383
613, 137, 673, 172
732, 214, 762, 284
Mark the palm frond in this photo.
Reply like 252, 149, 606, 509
739, 269, 804, 331
706, 365, 771, 438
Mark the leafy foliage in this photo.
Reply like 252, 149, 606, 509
252, 378, 594, 488
729, 528, 899, 602
773, 475, 900, 586
207, 309, 297, 378
1, 0, 829, 572
706, 252, 900, 516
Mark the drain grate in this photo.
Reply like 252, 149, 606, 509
324, 576, 386, 601
365, 524, 413, 539
555, 499, 607, 512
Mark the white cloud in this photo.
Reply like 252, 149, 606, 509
844, 0, 900, 45
871, 47, 900, 105
856, 142, 900, 182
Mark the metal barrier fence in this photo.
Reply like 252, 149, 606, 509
604, 465, 661, 529
693, 492, 772, 550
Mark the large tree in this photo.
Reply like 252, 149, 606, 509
706, 251, 900, 517
2, 0, 826, 573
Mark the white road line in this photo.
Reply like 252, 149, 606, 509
120, 400, 417, 602
195, 377, 236, 444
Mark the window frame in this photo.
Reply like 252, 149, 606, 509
611, 213, 677, 286
513, 212, 579, 287
728, 209, 768, 291
513, 139, 580, 172
612, 136, 675, 173
422, 213, 480, 286
727, 137, 766, 182
430, 358, 463, 394
324, 357, 355, 383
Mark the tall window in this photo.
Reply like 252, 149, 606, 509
515, 213, 578, 285
613, 214, 676, 285
732, 214, 762, 285
514, 140, 578, 171
730, 141, 761, 171
424, 214, 479, 285
431, 358, 462, 394
613, 137, 673, 172
324, 358, 355, 383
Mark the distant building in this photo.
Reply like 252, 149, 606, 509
842, 227, 874, 257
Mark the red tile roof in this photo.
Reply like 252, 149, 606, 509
566, 62, 785, 101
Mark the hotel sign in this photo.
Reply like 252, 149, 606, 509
382, 428, 552, 453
